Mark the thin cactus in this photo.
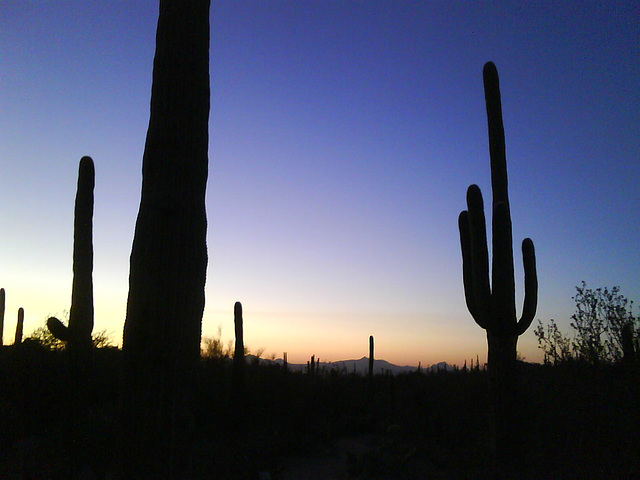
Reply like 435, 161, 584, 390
233, 302, 245, 366
308, 355, 316, 376
47, 156, 95, 356
458, 62, 538, 466
232, 301, 245, 429
0, 288, 5, 346
368, 335, 374, 380
15, 308, 24, 345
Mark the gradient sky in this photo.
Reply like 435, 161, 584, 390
1, 1, 638, 366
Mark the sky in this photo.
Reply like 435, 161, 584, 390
1, 1, 638, 366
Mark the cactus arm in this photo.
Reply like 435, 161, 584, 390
47, 316, 71, 342
465, 185, 491, 329
458, 210, 476, 315
516, 238, 538, 335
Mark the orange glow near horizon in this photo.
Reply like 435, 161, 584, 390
2, 276, 544, 367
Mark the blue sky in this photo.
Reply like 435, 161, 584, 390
1, 1, 638, 365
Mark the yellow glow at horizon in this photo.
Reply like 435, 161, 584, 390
2, 273, 545, 366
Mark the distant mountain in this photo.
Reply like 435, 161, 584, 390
244, 355, 454, 375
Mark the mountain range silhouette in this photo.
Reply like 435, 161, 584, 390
245, 355, 454, 375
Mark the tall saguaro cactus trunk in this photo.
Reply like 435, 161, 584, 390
458, 62, 538, 473
121, 1, 210, 478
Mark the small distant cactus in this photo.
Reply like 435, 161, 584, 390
308, 355, 316, 376
369, 335, 374, 380
15, 307, 24, 345
234, 302, 245, 366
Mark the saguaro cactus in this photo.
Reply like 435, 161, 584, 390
14, 308, 24, 345
368, 335, 374, 379
47, 156, 95, 357
232, 301, 245, 429
121, 1, 210, 478
42, 155, 95, 480
458, 62, 538, 462
0, 288, 5, 346
233, 302, 245, 368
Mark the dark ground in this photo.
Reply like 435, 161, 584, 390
1, 343, 638, 479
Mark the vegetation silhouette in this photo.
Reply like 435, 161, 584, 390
458, 61, 538, 475
2, 335, 639, 478
536, 282, 639, 366
27, 317, 113, 351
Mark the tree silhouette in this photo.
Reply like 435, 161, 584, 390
536, 282, 639, 365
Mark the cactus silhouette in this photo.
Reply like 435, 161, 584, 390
121, 1, 210, 477
0, 288, 4, 346
369, 335, 374, 379
232, 301, 245, 430
47, 156, 95, 356
458, 62, 538, 467
234, 302, 245, 368
14, 307, 24, 345
42, 156, 95, 480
